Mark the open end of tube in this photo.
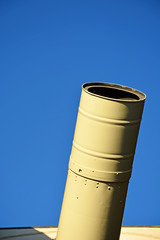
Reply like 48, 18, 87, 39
88, 86, 139, 100
83, 83, 146, 102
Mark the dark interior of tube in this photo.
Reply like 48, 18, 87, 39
88, 86, 139, 100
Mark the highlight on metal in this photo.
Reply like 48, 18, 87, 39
56, 82, 146, 240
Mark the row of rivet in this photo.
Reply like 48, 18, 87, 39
74, 175, 122, 189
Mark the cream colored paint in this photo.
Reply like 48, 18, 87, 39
57, 83, 146, 240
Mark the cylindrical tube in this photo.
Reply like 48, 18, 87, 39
57, 82, 146, 240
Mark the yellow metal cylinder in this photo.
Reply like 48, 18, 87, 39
57, 82, 146, 240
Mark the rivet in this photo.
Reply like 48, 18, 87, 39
96, 183, 99, 188
108, 187, 111, 190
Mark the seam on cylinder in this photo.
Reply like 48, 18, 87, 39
69, 169, 108, 182
69, 161, 132, 183
79, 107, 141, 125
73, 141, 134, 160
70, 158, 132, 175
69, 169, 129, 183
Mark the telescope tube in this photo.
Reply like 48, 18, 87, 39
57, 82, 146, 240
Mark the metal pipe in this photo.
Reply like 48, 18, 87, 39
57, 82, 146, 240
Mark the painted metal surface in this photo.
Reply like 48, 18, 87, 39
57, 82, 146, 240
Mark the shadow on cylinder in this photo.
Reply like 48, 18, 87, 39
57, 82, 146, 240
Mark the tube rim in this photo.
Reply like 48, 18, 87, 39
82, 82, 146, 102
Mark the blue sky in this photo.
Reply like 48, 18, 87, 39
0, 0, 159, 227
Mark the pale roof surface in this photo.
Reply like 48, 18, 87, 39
0, 226, 160, 240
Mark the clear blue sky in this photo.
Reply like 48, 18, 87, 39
0, 0, 159, 227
